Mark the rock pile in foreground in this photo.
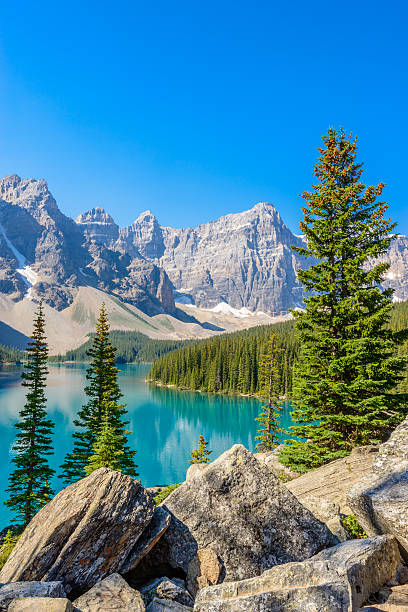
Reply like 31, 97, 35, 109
135, 444, 337, 582
348, 415, 408, 560
0, 431, 407, 611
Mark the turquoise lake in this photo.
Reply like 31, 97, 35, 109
0, 363, 294, 527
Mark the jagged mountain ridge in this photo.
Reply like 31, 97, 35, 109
76, 202, 408, 312
0, 175, 176, 314
76, 203, 308, 313
1, 174, 407, 324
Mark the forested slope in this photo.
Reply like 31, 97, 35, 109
149, 321, 298, 396
149, 301, 408, 396
49, 330, 191, 364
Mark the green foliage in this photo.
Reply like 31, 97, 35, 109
280, 128, 408, 473
85, 403, 127, 475
149, 304, 408, 400
60, 303, 138, 484
153, 483, 182, 505
188, 434, 212, 464
149, 321, 298, 396
5, 302, 55, 526
0, 528, 23, 570
341, 514, 368, 539
255, 332, 283, 451
0, 345, 25, 363
49, 331, 191, 364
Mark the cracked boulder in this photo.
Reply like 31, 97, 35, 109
0, 469, 154, 598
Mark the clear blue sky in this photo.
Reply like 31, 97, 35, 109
0, 0, 407, 233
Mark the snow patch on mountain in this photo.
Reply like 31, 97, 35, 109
0, 222, 38, 291
210, 302, 258, 318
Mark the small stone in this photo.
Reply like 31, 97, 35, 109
8, 597, 73, 611
73, 573, 144, 611
156, 580, 193, 607
147, 599, 192, 611
186, 548, 223, 596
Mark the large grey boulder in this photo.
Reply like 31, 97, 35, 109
73, 573, 145, 611
194, 535, 401, 611
0, 469, 154, 597
138, 445, 337, 582
347, 417, 408, 558
9, 598, 73, 611
0, 582, 66, 611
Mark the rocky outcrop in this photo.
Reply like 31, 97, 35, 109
138, 444, 337, 582
193, 536, 401, 611
0, 581, 66, 611
72, 573, 145, 611
347, 416, 408, 559
0, 468, 154, 597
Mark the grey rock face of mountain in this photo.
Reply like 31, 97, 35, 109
378, 234, 408, 302
0, 174, 406, 318
116, 204, 307, 313
0, 176, 176, 314
76, 206, 119, 245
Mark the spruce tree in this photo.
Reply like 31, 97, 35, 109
188, 435, 212, 464
255, 332, 283, 451
85, 402, 125, 475
280, 128, 408, 473
6, 302, 55, 526
60, 303, 137, 483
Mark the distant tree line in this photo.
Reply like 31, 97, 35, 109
149, 303, 408, 397
0, 345, 25, 364
49, 331, 192, 364
148, 321, 299, 396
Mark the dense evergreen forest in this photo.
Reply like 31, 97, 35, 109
149, 321, 298, 396
49, 331, 191, 364
149, 301, 408, 396
0, 344, 25, 363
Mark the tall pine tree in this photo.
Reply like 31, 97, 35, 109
280, 128, 408, 473
6, 302, 55, 526
60, 303, 137, 483
255, 332, 283, 451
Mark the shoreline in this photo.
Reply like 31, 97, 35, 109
147, 379, 289, 401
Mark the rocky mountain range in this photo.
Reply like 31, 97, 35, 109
0, 174, 406, 351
